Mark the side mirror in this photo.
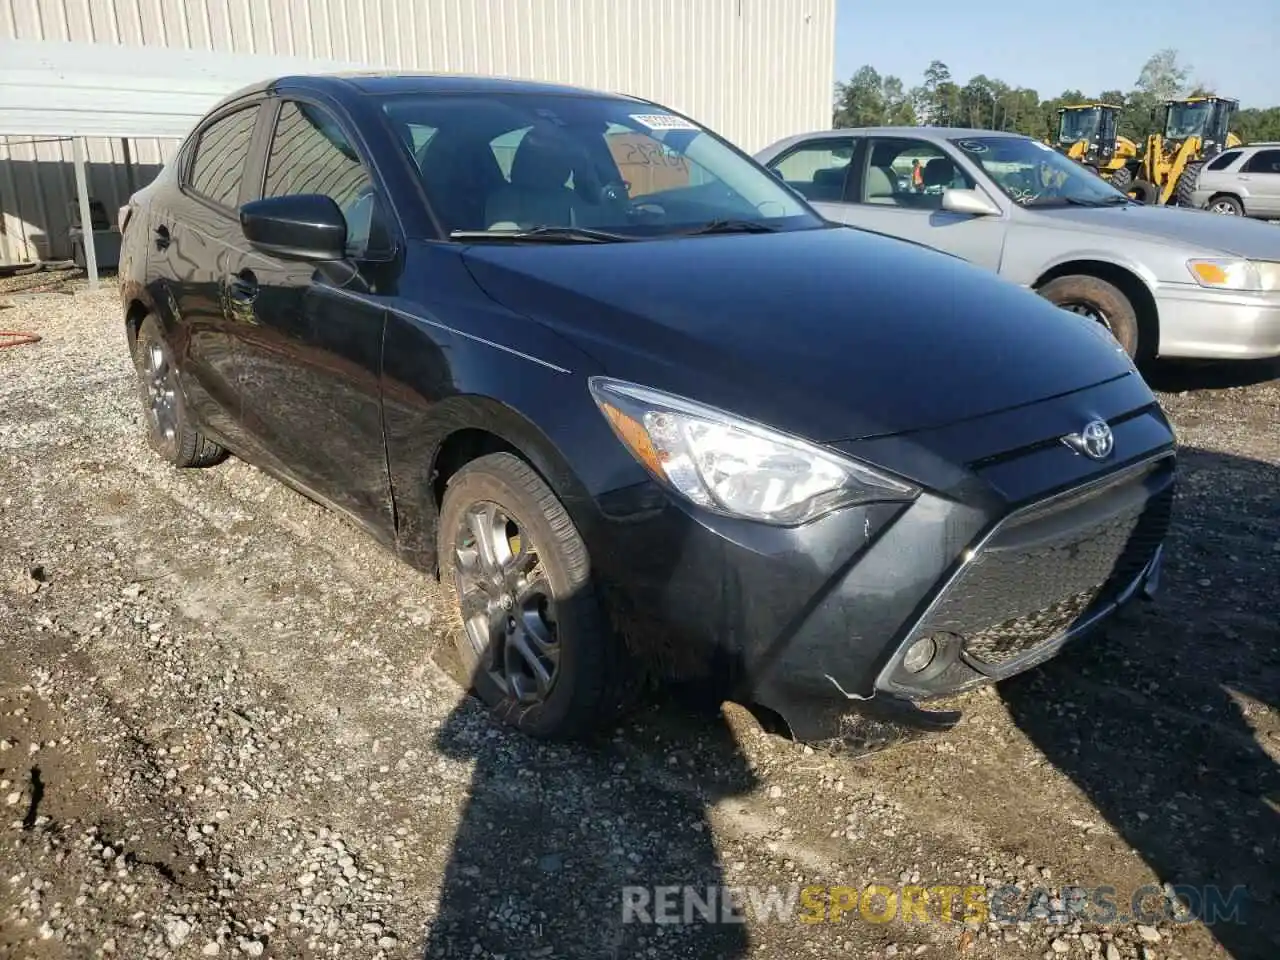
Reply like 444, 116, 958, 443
240, 194, 347, 261
769, 167, 784, 180
941, 188, 1002, 217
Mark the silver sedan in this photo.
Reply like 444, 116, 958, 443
755, 127, 1280, 361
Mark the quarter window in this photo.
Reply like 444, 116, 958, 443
265, 101, 381, 256
1243, 149, 1280, 174
188, 106, 259, 208
766, 140, 855, 202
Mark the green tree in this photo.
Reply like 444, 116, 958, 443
1134, 49, 1192, 100
833, 65, 885, 127
881, 75, 917, 126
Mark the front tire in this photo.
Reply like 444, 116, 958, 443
437, 452, 631, 739
1038, 274, 1141, 360
1175, 161, 1203, 207
1207, 194, 1244, 216
132, 315, 226, 467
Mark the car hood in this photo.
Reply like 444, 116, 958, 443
460, 225, 1138, 443
1027, 203, 1280, 259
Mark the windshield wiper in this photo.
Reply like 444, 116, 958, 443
678, 219, 779, 236
449, 225, 635, 244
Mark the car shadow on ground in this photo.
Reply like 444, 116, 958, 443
1002, 445, 1280, 960
1141, 356, 1280, 393
421, 690, 756, 958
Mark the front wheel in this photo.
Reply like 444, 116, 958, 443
1208, 194, 1244, 216
1175, 161, 1203, 207
437, 452, 632, 738
1038, 274, 1141, 360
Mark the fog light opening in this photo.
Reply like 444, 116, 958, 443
902, 636, 938, 674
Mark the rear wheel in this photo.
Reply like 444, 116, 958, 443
1208, 194, 1244, 216
1175, 161, 1203, 207
1038, 274, 1141, 359
437, 452, 633, 739
131, 315, 226, 467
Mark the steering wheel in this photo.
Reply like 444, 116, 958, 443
599, 179, 666, 223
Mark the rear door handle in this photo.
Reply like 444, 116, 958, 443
227, 270, 259, 305
153, 225, 170, 250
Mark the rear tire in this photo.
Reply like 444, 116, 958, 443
437, 452, 633, 739
1038, 274, 1141, 360
1175, 161, 1203, 207
131, 315, 226, 467
1207, 194, 1244, 216
1129, 179, 1160, 204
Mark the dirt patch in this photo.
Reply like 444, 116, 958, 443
1, 287, 1276, 959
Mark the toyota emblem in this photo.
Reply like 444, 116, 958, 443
1062, 419, 1114, 461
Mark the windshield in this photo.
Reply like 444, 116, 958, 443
1058, 108, 1099, 145
1165, 101, 1212, 140
378, 93, 819, 238
951, 136, 1129, 207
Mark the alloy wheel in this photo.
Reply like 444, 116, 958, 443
141, 341, 179, 444
453, 501, 560, 704
1209, 200, 1239, 215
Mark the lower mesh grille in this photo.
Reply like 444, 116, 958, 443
917, 460, 1174, 670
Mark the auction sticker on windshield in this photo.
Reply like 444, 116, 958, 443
631, 114, 699, 131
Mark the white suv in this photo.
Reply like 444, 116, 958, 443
1191, 144, 1280, 219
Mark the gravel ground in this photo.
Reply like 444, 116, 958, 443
1, 285, 1277, 960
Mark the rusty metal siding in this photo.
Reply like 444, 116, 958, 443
1, 0, 834, 264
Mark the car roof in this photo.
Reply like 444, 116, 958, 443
210, 71, 643, 114
758, 127, 1027, 154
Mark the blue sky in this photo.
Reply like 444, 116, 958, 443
834, 0, 1280, 109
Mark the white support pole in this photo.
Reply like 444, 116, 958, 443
72, 136, 99, 291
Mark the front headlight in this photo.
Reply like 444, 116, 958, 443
1186, 258, 1280, 292
588, 378, 919, 525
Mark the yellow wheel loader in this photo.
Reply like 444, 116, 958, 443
1127, 96, 1242, 205
1052, 103, 1140, 188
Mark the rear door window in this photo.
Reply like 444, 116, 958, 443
764, 138, 856, 202
1243, 149, 1280, 174
188, 106, 260, 209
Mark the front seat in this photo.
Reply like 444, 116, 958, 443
865, 165, 898, 204
418, 135, 506, 233
922, 157, 956, 191
485, 127, 591, 229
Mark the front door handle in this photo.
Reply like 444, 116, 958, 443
227, 269, 259, 305
153, 224, 170, 250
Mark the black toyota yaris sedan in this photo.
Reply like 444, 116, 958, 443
119, 73, 1175, 741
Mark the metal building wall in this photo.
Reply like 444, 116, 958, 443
1, 0, 835, 264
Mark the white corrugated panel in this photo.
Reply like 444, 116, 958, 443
1, 0, 834, 264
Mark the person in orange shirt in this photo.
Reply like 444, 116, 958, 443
911, 159, 924, 190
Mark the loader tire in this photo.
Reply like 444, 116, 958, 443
1108, 166, 1133, 195
1175, 162, 1203, 207
1129, 179, 1160, 204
